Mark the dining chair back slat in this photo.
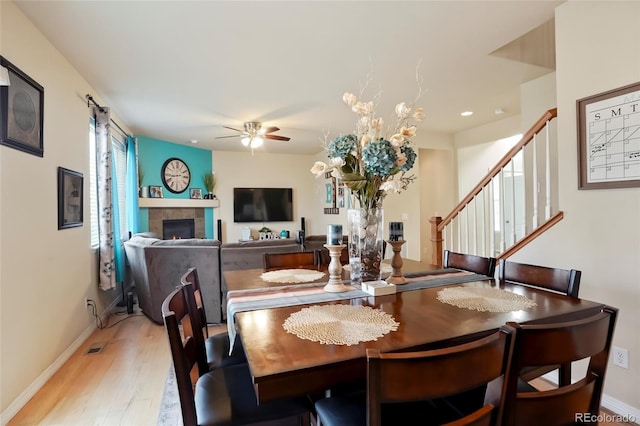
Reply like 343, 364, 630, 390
501, 306, 617, 426
498, 258, 581, 297
263, 251, 317, 271
442, 404, 494, 426
444, 250, 497, 276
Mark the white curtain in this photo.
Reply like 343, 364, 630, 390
94, 106, 117, 291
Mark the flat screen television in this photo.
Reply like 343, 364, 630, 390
233, 187, 293, 223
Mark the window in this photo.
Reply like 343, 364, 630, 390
111, 134, 129, 241
89, 118, 129, 247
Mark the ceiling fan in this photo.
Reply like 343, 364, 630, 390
216, 121, 291, 148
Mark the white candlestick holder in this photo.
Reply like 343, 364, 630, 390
323, 244, 349, 292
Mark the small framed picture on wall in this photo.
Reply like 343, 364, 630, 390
57, 167, 83, 230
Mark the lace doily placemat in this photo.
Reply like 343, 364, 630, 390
437, 286, 537, 312
343, 263, 392, 274
260, 269, 325, 284
283, 304, 399, 345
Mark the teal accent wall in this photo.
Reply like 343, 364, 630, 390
137, 136, 215, 238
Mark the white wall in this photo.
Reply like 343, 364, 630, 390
213, 151, 318, 243
513, 1, 640, 413
213, 148, 425, 260
0, 2, 127, 420
456, 135, 522, 197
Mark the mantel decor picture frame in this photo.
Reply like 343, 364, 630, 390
149, 185, 163, 198
190, 188, 203, 199
0, 56, 44, 157
577, 81, 640, 190
58, 167, 83, 230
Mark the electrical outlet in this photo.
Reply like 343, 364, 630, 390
613, 346, 629, 369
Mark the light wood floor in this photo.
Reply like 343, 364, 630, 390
7, 309, 225, 426
7, 309, 635, 425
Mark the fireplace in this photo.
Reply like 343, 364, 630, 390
163, 219, 195, 240
148, 208, 205, 239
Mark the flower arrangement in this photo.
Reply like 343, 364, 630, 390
311, 91, 424, 210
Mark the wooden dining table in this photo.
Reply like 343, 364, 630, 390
225, 265, 606, 405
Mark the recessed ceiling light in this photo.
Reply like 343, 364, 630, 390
495, 108, 505, 115
461, 111, 473, 117
190, 139, 198, 144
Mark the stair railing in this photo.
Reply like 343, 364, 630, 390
430, 108, 560, 267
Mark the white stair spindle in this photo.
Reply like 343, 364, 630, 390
499, 168, 505, 254
545, 119, 552, 219
510, 158, 517, 246
532, 133, 538, 228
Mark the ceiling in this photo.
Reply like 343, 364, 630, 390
14, 1, 561, 155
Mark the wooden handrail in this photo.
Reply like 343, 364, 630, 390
497, 211, 564, 259
437, 108, 557, 231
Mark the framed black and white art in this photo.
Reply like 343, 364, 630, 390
0, 56, 44, 158
58, 167, 83, 230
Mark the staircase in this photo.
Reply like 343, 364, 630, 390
430, 108, 561, 267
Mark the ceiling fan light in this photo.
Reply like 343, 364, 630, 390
251, 137, 264, 148
241, 137, 251, 146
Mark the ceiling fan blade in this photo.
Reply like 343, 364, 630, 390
222, 125, 242, 132
265, 134, 291, 141
263, 126, 280, 134
214, 135, 240, 139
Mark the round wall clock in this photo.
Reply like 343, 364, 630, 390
161, 157, 191, 194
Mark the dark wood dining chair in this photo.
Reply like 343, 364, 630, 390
263, 250, 317, 271
443, 250, 497, 276
162, 282, 311, 426
314, 326, 515, 426
180, 267, 247, 370
498, 258, 582, 386
500, 306, 617, 426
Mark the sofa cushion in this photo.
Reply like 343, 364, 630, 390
153, 238, 221, 247
128, 234, 160, 246
220, 239, 301, 271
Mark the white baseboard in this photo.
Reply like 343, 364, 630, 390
0, 297, 120, 425
601, 394, 640, 424
542, 372, 640, 423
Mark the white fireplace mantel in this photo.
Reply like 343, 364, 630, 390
138, 198, 220, 208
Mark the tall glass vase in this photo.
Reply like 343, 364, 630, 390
347, 207, 384, 284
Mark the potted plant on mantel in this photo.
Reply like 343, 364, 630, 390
203, 172, 216, 199
138, 163, 147, 198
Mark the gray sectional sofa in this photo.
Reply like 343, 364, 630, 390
123, 234, 302, 324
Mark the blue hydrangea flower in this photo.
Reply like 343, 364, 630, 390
327, 134, 357, 159
400, 144, 416, 172
363, 138, 397, 177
